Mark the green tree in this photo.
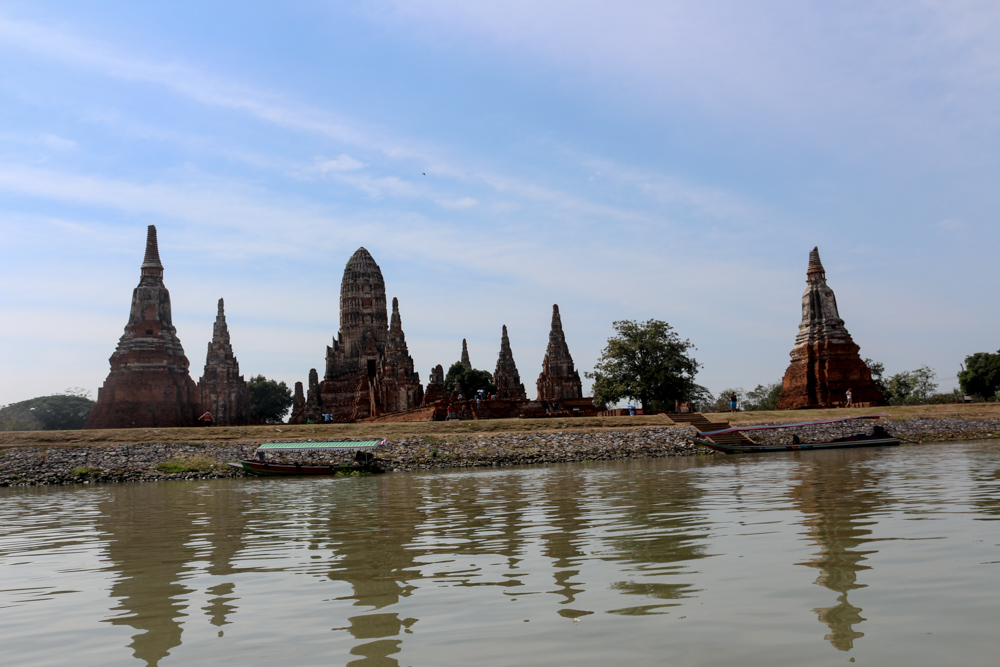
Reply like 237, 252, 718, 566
247, 375, 294, 423
707, 387, 745, 413
585, 319, 700, 411
743, 381, 783, 411
958, 351, 1000, 399
894, 367, 937, 404
864, 358, 889, 397
443, 362, 496, 397
0, 391, 96, 431
866, 360, 939, 405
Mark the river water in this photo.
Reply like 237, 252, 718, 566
2, 440, 999, 666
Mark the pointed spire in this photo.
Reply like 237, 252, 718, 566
494, 324, 526, 400
550, 304, 563, 336
390, 297, 402, 331
461, 338, 471, 369
807, 246, 826, 282
141, 225, 163, 270
212, 297, 230, 341
537, 304, 582, 401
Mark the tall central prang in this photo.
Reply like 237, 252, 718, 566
291, 247, 422, 422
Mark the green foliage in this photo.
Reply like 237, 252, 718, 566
743, 382, 783, 411
885, 366, 937, 405
0, 392, 96, 431
585, 319, 700, 411
864, 358, 889, 397
247, 374, 294, 424
866, 360, 939, 405
443, 362, 496, 397
706, 387, 744, 412
958, 351, 1000, 400
155, 456, 216, 473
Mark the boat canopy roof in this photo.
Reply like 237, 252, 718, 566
256, 439, 385, 452
699, 415, 886, 437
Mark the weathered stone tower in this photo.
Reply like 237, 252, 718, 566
493, 325, 527, 400
86, 225, 201, 428
461, 339, 472, 369
197, 298, 250, 425
776, 247, 885, 409
536, 304, 583, 401
291, 247, 421, 422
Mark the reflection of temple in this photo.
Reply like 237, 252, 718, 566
95, 483, 251, 666
787, 450, 888, 650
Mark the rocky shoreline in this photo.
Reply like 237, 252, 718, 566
2, 417, 999, 488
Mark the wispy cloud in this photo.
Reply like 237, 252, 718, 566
436, 196, 477, 209
316, 154, 366, 173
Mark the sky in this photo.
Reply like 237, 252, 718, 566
2, 1, 999, 407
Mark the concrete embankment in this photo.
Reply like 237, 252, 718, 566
1, 417, 999, 487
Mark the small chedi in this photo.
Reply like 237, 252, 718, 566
776, 247, 885, 409
86, 226, 202, 428
197, 298, 250, 425
422, 364, 448, 405
493, 325, 527, 400
289, 248, 422, 422
536, 304, 583, 401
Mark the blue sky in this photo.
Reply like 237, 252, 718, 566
2, 1, 998, 406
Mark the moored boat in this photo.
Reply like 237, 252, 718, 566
228, 439, 387, 475
685, 415, 901, 454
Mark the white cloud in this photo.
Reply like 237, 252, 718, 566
436, 196, 477, 209
316, 154, 365, 173
40, 134, 77, 151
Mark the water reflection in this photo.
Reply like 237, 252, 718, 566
787, 449, 889, 651
94, 483, 253, 665
3, 442, 1000, 666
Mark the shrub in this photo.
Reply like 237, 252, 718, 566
155, 456, 216, 473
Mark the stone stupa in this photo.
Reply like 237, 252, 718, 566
775, 247, 885, 409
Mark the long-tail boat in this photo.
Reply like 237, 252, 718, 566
228, 439, 387, 475
685, 415, 901, 454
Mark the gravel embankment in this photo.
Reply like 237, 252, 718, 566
1, 417, 998, 487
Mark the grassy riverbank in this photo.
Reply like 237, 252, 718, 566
2, 402, 999, 449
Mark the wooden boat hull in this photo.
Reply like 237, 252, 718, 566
228, 460, 385, 476
686, 435, 901, 455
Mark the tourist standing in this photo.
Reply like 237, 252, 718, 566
730, 393, 738, 412
846, 388, 853, 408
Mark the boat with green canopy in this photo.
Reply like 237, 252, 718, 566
228, 439, 387, 476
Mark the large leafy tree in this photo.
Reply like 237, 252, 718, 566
247, 375, 294, 424
443, 362, 496, 397
0, 391, 96, 431
958, 351, 1000, 399
586, 319, 700, 411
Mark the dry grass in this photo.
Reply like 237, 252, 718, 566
2, 403, 999, 450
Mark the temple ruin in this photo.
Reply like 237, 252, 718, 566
536, 304, 583, 401
197, 298, 250, 425
493, 325, 527, 400
775, 247, 885, 409
289, 248, 422, 422
86, 226, 202, 428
